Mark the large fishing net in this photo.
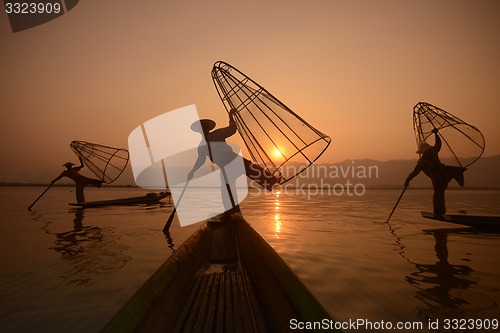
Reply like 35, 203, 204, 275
211, 61, 331, 184
413, 102, 485, 168
70, 141, 129, 184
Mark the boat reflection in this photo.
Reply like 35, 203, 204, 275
44, 209, 132, 287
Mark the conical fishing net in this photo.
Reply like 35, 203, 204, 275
70, 141, 129, 184
212, 61, 331, 184
413, 102, 485, 168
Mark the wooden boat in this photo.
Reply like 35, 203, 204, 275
69, 192, 170, 208
421, 211, 500, 229
102, 214, 339, 332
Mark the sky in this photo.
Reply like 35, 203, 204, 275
1, 0, 499, 184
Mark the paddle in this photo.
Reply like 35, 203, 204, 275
28, 178, 57, 210
386, 185, 407, 223
163, 180, 190, 232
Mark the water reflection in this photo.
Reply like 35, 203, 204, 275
407, 228, 497, 322
163, 230, 176, 253
275, 191, 281, 238
42, 209, 132, 287
386, 216, 498, 322
407, 229, 475, 307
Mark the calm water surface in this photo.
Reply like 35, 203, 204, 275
0, 186, 499, 332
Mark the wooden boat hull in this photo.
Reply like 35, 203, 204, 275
421, 211, 500, 229
102, 214, 339, 332
69, 192, 170, 208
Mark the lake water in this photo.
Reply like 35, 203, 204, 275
1, 186, 499, 332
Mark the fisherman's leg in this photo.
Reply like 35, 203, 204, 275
219, 166, 240, 214
445, 166, 466, 187
433, 186, 446, 217
88, 178, 103, 188
76, 184, 85, 203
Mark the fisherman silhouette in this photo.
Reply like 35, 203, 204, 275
405, 128, 467, 217
55, 157, 104, 203
188, 109, 280, 213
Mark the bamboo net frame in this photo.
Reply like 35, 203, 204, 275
413, 102, 485, 168
212, 61, 331, 184
211, 61, 331, 184
70, 141, 129, 184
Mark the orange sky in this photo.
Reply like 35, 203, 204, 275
1, 0, 499, 183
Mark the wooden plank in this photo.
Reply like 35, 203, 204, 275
224, 270, 234, 333
421, 211, 500, 228
170, 274, 203, 333
192, 273, 216, 333
243, 272, 269, 333
216, 272, 226, 332
202, 272, 220, 332
182, 273, 210, 332
231, 271, 244, 333
69, 192, 170, 207
235, 270, 255, 333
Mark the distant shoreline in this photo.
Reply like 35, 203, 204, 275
5, 155, 498, 190
0, 182, 138, 188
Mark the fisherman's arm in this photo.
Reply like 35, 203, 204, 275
187, 146, 208, 180
74, 156, 84, 169
213, 109, 238, 139
405, 161, 422, 187
433, 128, 442, 152
53, 171, 66, 182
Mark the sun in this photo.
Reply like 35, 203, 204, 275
273, 149, 283, 158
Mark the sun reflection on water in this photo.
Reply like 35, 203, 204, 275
274, 191, 281, 238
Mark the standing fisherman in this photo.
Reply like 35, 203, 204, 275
405, 129, 467, 217
188, 109, 280, 212
55, 157, 104, 203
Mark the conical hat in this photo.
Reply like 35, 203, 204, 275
191, 119, 216, 133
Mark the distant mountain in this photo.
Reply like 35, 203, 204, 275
4, 155, 499, 189
281, 155, 500, 189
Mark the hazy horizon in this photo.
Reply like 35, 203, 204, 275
2, 1, 499, 186
4, 154, 499, 188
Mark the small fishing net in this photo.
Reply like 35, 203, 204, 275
211, 61, 331, 184
413, 102, 485, 168
70, 141, 129, 184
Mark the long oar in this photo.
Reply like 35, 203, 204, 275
163, 180, 190, 232
28, 179, 57, 210
386, 185, 407, 223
